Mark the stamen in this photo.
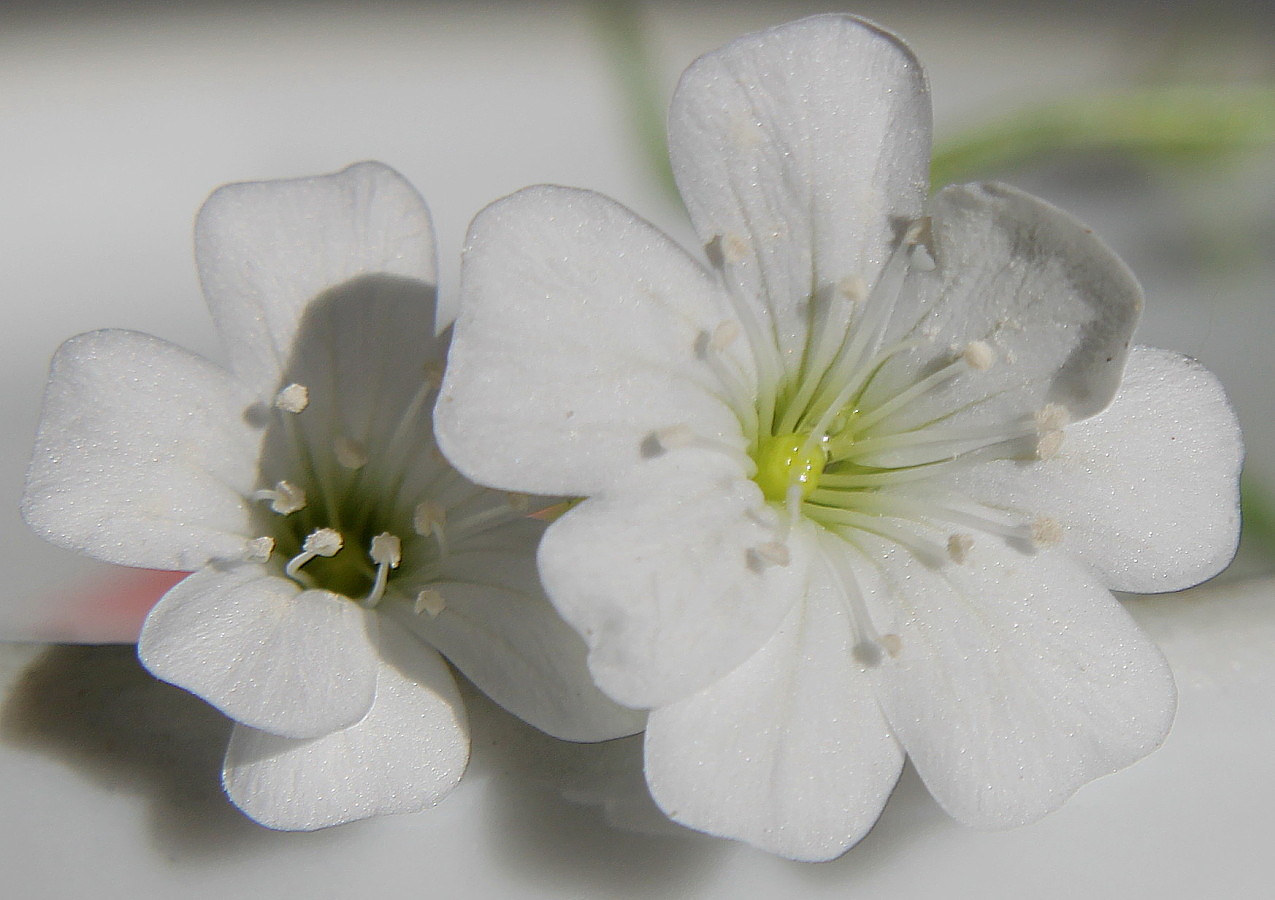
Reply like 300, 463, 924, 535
1033, 403, 1069, 461
1035, 403, 1070, 433
243, 536, 275, 562
335, 436, 369, 470
1030, 517, 1064, 547
808, 506, 948, 568
787, 222, 929, 434
838, 274, 868, 304
285, 527, 343, 584
505, 492, 531, 513
369, 532, 402, 568
640, 425, 753, 473
413, 501, 447, 537
694, 322, 760, 436
746, 540, 791, 573
415, 588, 446, 618
847, 349, 972, 435
723, 234, 750, 264
962, 340, 995, 371
907, 216, 936, 271
710, 320, 740, 352
947, 532, 974, 564
364, 532, 402, 607
817, 531, 901, 665
252, 480, 307, 515
1036, 430, 1065, 461
274, 383, 309, 413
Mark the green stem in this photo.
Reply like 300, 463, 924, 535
589, 0, 678, 205
1240, 473, 1275, 561
930, 86, 1275, 188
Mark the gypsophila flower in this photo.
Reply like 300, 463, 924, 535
21, 162, 640, 830
435, 17, 1242, 860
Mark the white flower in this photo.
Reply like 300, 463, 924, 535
435, 17, 1243, 860
22, 162, 640, 830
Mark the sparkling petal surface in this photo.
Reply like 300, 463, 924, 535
196, 161, 437, 397
436, 185, 752, 497
855, 533, 1176, 829
394, 519, 644, 742
222, 620, 468, 830
22, 329, 260, 571
669, 14, 930, 362
645, 532, 904, 861
139, 563, 378, 740
945, 346, 1242, 593
537, 449, 811, 709
859, 183, 1143, 459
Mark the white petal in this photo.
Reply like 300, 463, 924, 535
22, 329, 260, 571
856, 533, 1176, 829
196, 161, 437, 397
669, 14, 930, 361
946, 346, 1242, 593
138, 563, 378, 739
537, 449, 810, 709
392, 520, 644, 742
253, 250, 448, 505
645, 536, 904, 861
860, 183, 1142, 449
436, 185, 751, 497
222, 621, 468, 830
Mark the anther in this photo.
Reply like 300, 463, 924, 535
1030, 517, 1064, 547
335, 436, 369, 470
413, 501, 447, 537
505, 492, 531, 513
415, 589, 446, 618
243, 536, 275, 562
724, 234, 750, 264
252, 480, 307, 515
285, 527, 344, 583
274, 383, 309, 413
837, 274, 868, 304
746, 540, 791, 573
1034, 403, 1070, 434
710, 320, 741, 352
947, 533, 974, 564
962, 340, 996, 371
878, 634, 903, 658
364, 533, 402, 607
905, 217, 936, 271
1036, 429, 1065, 461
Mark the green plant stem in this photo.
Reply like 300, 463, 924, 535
589, 0, 678, 205
930, 86, 1275, 187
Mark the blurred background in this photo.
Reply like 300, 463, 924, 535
0, 1, 1271, 896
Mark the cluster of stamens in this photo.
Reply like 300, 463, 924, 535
243, 375, 532, 615
650, 218, 1072, 667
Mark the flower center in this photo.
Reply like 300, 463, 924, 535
248, 377, 534, 613
753, 432, 826, 503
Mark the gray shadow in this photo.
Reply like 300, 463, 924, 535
0, 644, 339, 861
460, 680, 727, 900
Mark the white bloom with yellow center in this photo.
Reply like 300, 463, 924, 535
435, 17, 1242, 860
22, 162, 640, 830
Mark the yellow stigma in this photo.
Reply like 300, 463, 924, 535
755, 432, 826, 503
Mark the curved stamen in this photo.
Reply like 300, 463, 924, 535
364, 532, 402, 607
285, 527, 344, 585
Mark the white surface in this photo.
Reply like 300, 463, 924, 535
1, 577, 1272, 898
2, 1, 1272, 896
